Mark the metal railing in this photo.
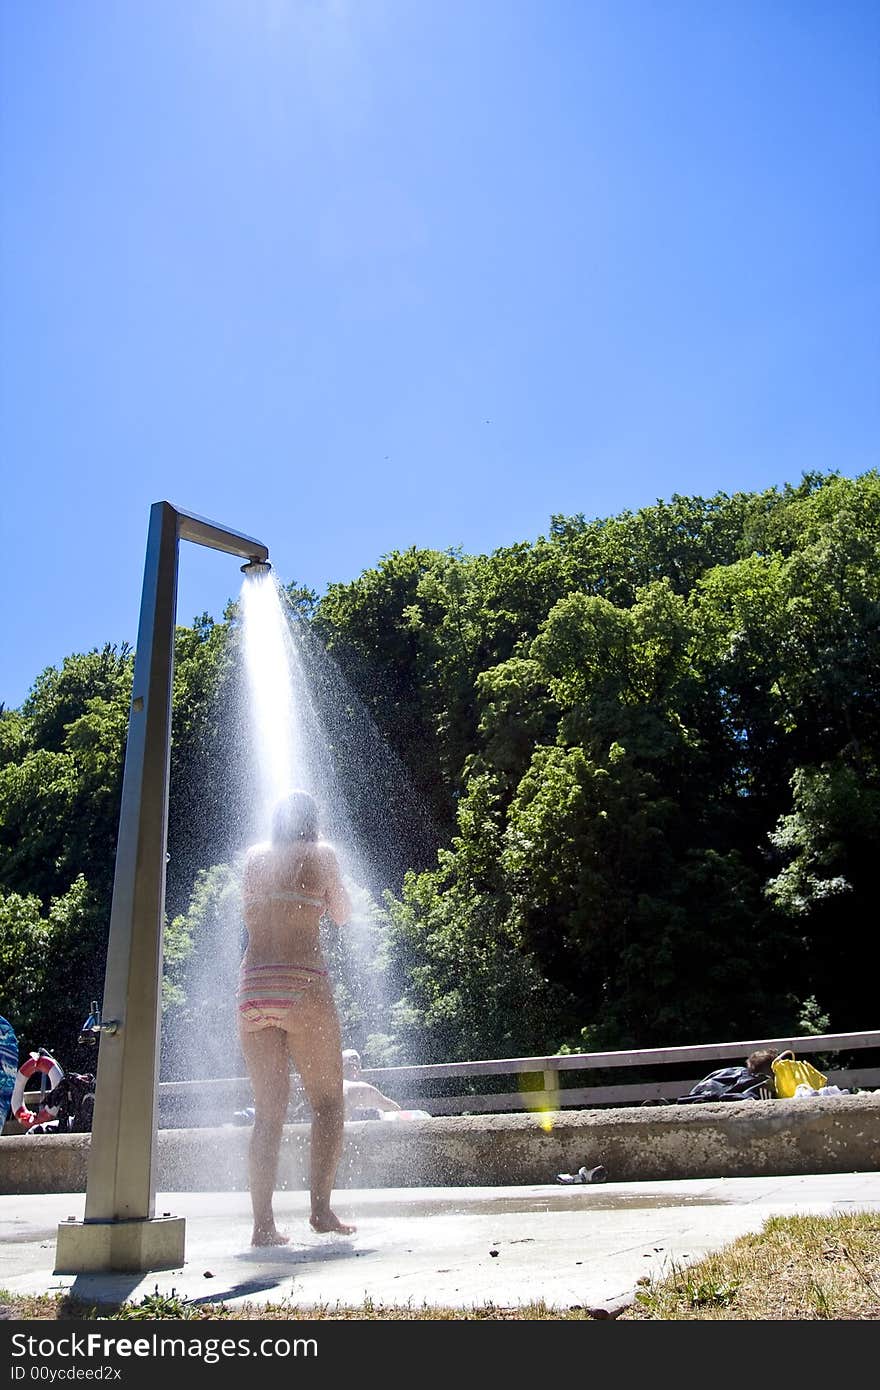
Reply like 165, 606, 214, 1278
8, 1028, 877, 1135
148, 1029, 880, 1127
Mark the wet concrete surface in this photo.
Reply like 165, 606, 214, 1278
2, 1173, 879, 1315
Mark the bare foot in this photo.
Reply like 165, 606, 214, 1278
310, 1209, 356, 1235
251, 1226, 290, 1247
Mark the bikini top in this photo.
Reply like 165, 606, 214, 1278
240, 878, 322, 911
267, 888, 325, 909
242, 846, 326, 911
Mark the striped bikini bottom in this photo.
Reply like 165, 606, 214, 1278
237, 963, 328, 1031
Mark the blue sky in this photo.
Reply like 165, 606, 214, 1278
2, 1, 877, 710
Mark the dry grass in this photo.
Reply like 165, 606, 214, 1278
620, 1210, 880, 1320
0, 1290, 597, 1321
3, 1211, 879, 1321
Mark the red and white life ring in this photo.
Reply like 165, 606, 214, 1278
10, 1050, 64, 1130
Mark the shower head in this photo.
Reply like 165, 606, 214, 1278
240, 558, 273, 578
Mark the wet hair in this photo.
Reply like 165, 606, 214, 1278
746, 1048, 778, 1075
271, 790, 320, 845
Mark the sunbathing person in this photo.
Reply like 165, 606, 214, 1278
341, 1049, 402, 1120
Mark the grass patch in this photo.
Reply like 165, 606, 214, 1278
621, 1210, 880, 1320
0, 1288, 597, 1321
0, 1288, 234, 1322
2, 1211, 879, 1321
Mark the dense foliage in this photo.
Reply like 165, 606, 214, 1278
1, 471, 877, 1070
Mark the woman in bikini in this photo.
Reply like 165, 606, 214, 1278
238, 789, 355, 1244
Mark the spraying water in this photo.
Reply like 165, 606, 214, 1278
239, 568, 300, 814
237, 568, 432, 1058
161, 564, 435, 1147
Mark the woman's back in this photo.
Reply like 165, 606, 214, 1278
241, 839, 349, 969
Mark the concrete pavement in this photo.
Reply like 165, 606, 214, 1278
2, 1172, 879, 1316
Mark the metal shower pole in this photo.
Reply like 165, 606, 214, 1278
55, 502, 269, 1273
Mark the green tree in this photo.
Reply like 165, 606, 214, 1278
2, 470, 878, 1069
385, 775, 577, 1062
767, 761, 880, 1030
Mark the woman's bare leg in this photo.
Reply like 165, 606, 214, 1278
239, 1026, 291, 1246
287, 989, 355, 1234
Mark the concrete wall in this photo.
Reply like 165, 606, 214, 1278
2, 1094, 878, 1195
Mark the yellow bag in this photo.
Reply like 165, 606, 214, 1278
771, 1050, 828, 1098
